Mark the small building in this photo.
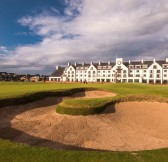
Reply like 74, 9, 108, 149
30, 76, 40, 82
49, 66, 66, 82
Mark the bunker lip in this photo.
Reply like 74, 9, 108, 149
0, 91, 168, 151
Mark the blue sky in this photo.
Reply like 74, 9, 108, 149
0, 0, 64, 47
0, 0, 168, 74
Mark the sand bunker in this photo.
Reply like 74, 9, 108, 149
0, 90, 168, 151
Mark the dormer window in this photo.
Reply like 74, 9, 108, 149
142, 65, 148, 68
135, 65, 141, 69
129, 65, 134, 69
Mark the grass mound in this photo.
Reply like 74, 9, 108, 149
56, 97, 116, 115
56, 94, 168, 116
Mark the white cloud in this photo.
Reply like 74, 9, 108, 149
1, 0, 168, 73
0, 46, 9, 53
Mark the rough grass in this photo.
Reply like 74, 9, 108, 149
0, 82, 168, 162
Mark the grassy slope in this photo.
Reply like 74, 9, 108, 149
0, 82, 168, 162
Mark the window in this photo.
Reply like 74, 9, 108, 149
93, 71, 96, 74
123, 70, 126, 73
90, 67, 93, 70
164, 70, 167, 72
135, 65, 141, 69
153, 65, 157, 69
136, 70, 139, 73
164, 74, 167, 77
129, 65, 134, 69
157, 70, 160, 73
157, 74, 160, 78
143, 70, 146, 73
117, 66, 121, 69
142, 65, 148, 68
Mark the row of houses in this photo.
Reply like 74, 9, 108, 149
49, 58, 168, 84
0, 72, 48, 82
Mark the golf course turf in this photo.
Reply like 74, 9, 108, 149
0, 82, 168, 162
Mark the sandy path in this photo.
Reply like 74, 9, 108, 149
0, 90, 168, 151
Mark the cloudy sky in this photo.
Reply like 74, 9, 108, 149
0, 0, 168, 74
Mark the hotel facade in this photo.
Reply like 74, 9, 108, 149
49, 58, 168, 84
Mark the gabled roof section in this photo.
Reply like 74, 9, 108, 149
50, 67, 65, 77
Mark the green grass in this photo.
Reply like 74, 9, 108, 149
56, 94, 168, 115
0, 82, 168, 99
0, 82, 168, 161
1, 139, 168, 162
56, 97, 115, 115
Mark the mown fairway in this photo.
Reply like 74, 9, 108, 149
0, 82, 168, 162
0, 82, 168, 99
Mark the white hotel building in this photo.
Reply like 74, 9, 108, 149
49, 58, 168, 84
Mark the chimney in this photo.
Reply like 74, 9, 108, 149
75, 62, 77, 66
68, 63, 70, 66
129, 60, 131, 64
99, 61, 101, 65
153, 59, 155, 63
166, 58, 168, 63
141, 59, 144, 64
108, 61, 110, 65
82, 62, 85, 66
90, 61, 93, 65
56, 66, 59, 70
